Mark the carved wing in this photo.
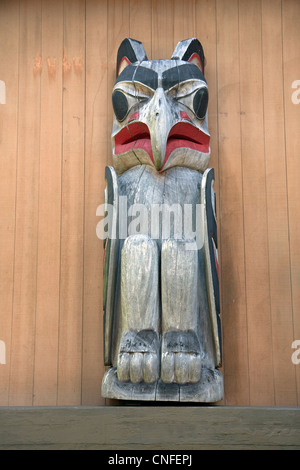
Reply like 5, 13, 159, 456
201, 168, 222, 367
103, 166, 120, 366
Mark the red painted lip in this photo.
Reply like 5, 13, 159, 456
114, 122, 153, 160
164, 122, 210, 167
114, 120, 210, 167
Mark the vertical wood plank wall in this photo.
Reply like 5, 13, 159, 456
0, 0, 299, 406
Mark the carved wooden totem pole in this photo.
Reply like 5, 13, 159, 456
101, 38, 223, 402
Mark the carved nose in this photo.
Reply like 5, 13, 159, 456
146, 88, 174, 171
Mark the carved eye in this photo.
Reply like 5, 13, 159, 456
193, 88, 208, 120
175, 85, 208, 121
112, 89, 129, 122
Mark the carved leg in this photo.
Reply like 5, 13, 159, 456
161, 239, 201, 384
117, 234, 160, 384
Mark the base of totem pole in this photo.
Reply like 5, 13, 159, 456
101, 367, 223, 403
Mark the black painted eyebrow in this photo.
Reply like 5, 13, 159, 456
115, 65, 158, 90
162, 64, 206, 90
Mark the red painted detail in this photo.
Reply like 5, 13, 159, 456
114, 121, 153, 162
114, 120, 209, 168
162, 122, 210, 168
117, 56, 132, 76
180, 111, 192, 122
128, 111, 139, 122
188, 52, 204, 73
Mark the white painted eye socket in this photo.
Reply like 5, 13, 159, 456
176, 86, 208, 120
112, 82, 154, 122
112, 88, 151, 122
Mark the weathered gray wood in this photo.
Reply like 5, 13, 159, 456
103, 164, 223, 401
0, 406, 299, 450
103, 36, 222, 402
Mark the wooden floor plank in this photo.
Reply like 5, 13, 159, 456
0, 406, 299, 450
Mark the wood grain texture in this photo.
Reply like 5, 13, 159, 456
216, 0, 249, 405
238, 0, 274, 406
8, 0, 42, 405
0, 0, 20, 405
282, 0, 300, 406
0, 0, 299, 407
173, 0, 195, 47
152, 0, 174, 59
57, 0, 85, 405
83, 0, 108, 406
0, 406, 299, 450
261, 0, 296, 406
129, 0, 152, 57
33, 0, 63, 406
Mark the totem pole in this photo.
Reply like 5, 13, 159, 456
101, 38, 223, 402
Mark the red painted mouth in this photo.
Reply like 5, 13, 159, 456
114, 120, 210, 168
114, 121, 153, 160
164, 122, 210, 166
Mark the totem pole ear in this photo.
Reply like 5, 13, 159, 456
116, 38, 148, 77
171, 38, 205, 74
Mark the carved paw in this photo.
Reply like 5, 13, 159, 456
161, 331, 201, 384
117, 330, 159, 384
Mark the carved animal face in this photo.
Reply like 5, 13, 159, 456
112, 38, 210, 174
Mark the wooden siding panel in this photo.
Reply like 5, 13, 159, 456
195, 0, 218, 171
173, 0, 195, 47
216, 0, 249, 405
107, 0, 130, 164
238, 0, 274, 406
261, 0, 296, 406
0, 0, 299, 407
9, 0, 42, 406
57, 0, 85, 406
282, 0, 300, 406
82, 0, 108, 406
129, 0, 152, 57
152, 0, 174, 60
33, 0, 63, 407
0, 0, 20, 405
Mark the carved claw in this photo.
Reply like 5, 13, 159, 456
117, 351, 159, 383
117, 330, 159, 384
161, 331, 202, 384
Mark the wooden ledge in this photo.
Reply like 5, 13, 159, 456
0, 406, 299, 450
